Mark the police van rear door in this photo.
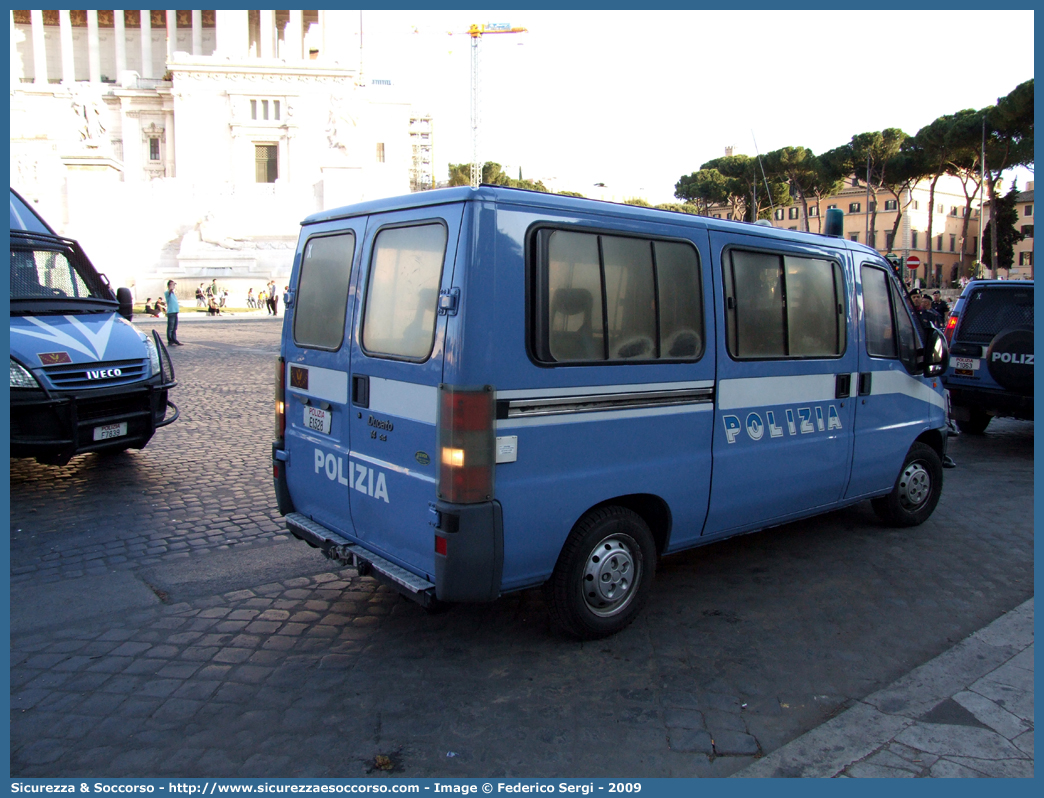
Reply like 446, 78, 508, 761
283, 220, 366, 538
346, 202, 465, 580
705, 231, 857, 536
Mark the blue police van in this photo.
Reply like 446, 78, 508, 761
10, 188, 178, 465
273, 186, 950, 639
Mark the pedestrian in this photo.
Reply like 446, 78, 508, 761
931, 290, 950, 318
210, 278, 219, 300
164, 279, 183, 345
258, 289, 267, 312
196, 283, 206, 307
220, 289, 228, 308
283, 285, 290, 312
917, 295, 942, 331
246, 288, 256, 309
270, 280, 280, 316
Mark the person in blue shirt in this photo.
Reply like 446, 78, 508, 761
164, 279, 183, 345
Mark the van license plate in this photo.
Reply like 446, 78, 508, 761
305, 405, 332, 434
93, 422, 127, 441
953, 357, 979, 371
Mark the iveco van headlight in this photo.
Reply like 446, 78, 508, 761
10, 359, 40, 389
142, 333, 161, 377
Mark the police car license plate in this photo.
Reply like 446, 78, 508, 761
93, 422, 127, 441
953, 357, 979, 373
305, 405, 332, 435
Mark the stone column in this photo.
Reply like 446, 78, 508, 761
114, 10, 127, 78
87, 10, 101, 82
259, 9, 275, 58
191, 10, 202, 56
166, 10, 176, 61
31, 10, 47, 84
140, 10, 152, 79
59, 10, 74, 83
164, 107, 175, 177
288, 10, 303, 60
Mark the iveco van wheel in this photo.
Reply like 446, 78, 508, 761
871, 442, 944, 527
545, 506, 656, 640
955, 409, 991, 435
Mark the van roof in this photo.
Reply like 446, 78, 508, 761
10, 188, 57, 235
302, 185, 877, 256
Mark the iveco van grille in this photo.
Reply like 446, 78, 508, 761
41, 358, 147, 390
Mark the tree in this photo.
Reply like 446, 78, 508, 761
879, 145, 930, 255
556, 190, 586, 198
447, 162, 549, 192
806, 146, 852, 233
943, 109, 989, 279
762, 146, 818, 231
655, 202, 702, 215
674, 168, 731, 216
984, 79, 1034, 271
623, 197, 651, 207
981, 181, 1026, 273
849, 128, 907, 249
908, 114, 958, 286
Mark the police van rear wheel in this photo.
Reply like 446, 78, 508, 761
545, 506, 656, 640
871, 442, 943, 527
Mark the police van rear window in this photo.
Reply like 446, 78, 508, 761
957, 287, 1034, 344
532, 229, 704, 363
294, 232, 355, 351
723, 249, 846, 360
361, 222, 447, 361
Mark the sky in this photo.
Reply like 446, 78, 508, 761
358, 10, 1034, 203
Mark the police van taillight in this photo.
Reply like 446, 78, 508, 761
437, 384, 495, 504
275, 356, 286, 440
944, 314, 958, 343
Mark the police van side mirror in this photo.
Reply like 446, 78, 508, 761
116, 286, 134, 321
924, 327, 949, 377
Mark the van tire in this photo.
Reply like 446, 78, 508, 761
545, 506, 656, 640
871, 442, 943, 527
955, 409, 991, 435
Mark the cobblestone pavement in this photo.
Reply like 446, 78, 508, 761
9, 318, 1035, 777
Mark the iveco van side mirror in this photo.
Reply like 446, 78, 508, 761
116, 286, 134, 320
924, 327, 949, 377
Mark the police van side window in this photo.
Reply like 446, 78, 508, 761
534, 229, 703, 363
724, 249, 845, 359
861, 266, 897, 358
361, 222, 447, 361
293, 232, 355, 350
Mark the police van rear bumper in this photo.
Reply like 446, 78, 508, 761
284, 500, 504, 607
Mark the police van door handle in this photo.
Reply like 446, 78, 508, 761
835, 373, 851, 399
858, 372, 872, 396
352, 375, 370, 408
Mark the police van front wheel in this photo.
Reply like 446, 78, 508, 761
545, 506, 656, 640
872, 443, 943, 527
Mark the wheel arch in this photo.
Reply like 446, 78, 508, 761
585, 493, 672, 556
915, 427, 945, 458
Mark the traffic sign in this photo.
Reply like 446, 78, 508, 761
906, 255, 921, 269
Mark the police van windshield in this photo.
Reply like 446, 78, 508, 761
10, 233, 116, 311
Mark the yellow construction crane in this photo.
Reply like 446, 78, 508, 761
459, 23, 527, 187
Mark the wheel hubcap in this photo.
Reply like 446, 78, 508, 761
582, 535, 640, 617
898, 461, 931, 510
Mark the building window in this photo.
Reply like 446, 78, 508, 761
149, 137, 160, 161
1025, 204, 1033, 216
949, 235, 956, 252
884, 199, 897, 211
250, 98, 280, 121
911, 231, 919, 249
936, 235, 943, 251
868, 201, 876, 212
849, 232, 859, 243
1019, 251, 1033, 266
826, 204, 837, 210
951, 206, 959, 216
255, 144, 277, 183
1021, 224, 1033, 238
849, 202, 861, 213
788, 226, 797, 231
808, 206, 819, 217
913, 201, 920, 210
376, 143, 386, 163
885, 232, 895, 250
713, 214, 721, 219
774, 208, 785, 220
937, 203, 944, 214
788, 207, 799, 219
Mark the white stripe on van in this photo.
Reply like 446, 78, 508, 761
717, 374, 838, 411
369, 377, 437, 425
496, 402, 712, 430
871, 370, 947, 410
287, 364, 348, 405
496, 379, 714, 401
350, 449, 437, 484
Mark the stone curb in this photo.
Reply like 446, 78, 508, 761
732, 598, 1034, 778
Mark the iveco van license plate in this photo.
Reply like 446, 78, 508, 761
93, 422, 127, 441
305, 405, 332, 435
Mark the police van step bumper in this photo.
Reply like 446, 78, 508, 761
285, 512, 436, 598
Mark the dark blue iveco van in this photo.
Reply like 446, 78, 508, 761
273, 186, 951, 639
10, 188, 178, 465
